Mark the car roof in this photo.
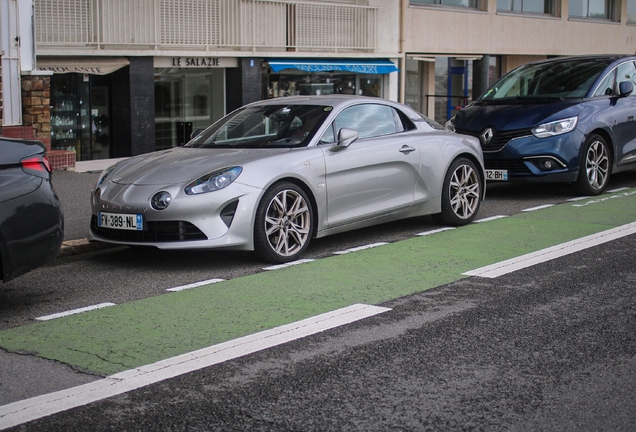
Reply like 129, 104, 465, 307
243, 95, 424, 120
525, 54, 636, 68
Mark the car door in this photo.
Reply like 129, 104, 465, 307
320, 103, 420, 228
610, 61, 636, 164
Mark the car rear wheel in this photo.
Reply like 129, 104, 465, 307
574, 134, 611, 196
433, 157, 482, 226
254, 182, 313, 263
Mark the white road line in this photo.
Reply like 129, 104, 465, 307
35, 303, 116, 321
416, 227, 455, 236
263, 259, 314, 271
475, 215, 508, 223
0, 303, 391, 430
522, 204, 554, 212
166, 279, 225, 292
463, 222, 636, 278
608, 187, 629, 192
566, 196, 588, 202
333, 242, 389, 255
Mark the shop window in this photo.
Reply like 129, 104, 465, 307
268, 71, 383, 100
569, 0, 617, 20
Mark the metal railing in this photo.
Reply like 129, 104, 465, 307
34, 0, 378, 52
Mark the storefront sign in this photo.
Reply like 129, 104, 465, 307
36, 57, 130, 75
154, 57, 238, 68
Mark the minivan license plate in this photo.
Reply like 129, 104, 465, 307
98, 212, 143, 230
485, 169, 508, 181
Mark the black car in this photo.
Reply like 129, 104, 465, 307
447, 55, 636, 195
0, 137, 64, 282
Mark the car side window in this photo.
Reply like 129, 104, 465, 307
334, 104, 398, 140
593, 70, 616, 97
617, 61, 636, 89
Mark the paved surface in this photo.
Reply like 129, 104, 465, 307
53, 160, 120, 255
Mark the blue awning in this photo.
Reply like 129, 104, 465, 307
268, 59, 399, 74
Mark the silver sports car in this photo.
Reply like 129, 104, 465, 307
90, 96, 485, 263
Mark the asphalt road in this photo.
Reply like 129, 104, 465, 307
0, 166, 635, 430
7, 233, 636, 431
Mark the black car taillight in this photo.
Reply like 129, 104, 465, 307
20, 155, 52, 179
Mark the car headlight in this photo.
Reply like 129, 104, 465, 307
445, 117, 456, 133
532, 116, 578, 138
95, 164, 116, 188
185, 166, 243, 195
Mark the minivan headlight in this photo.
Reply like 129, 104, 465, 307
532, 116, 578, 138
185, 166, 243, 195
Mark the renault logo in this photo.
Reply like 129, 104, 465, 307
480, 127, 495, 145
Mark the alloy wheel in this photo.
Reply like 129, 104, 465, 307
264, 189, 311, 258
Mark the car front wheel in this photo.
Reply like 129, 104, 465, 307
574, 134, 611, 196
254, 182, 313, 263
433, 157, 482, 226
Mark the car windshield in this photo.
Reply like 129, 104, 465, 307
480, 58, 611, 101
186, 104, 333, 148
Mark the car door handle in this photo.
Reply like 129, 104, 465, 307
399, 145, 416, 154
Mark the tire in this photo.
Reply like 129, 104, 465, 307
433, 157, 482, 226
573, 134, 611, 196
254, 182, 313, 263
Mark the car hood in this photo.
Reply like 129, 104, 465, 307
111, 147, 290, 186
454, 99, 584, 132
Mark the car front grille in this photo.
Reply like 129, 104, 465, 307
457, 128, 533, 152
484, 159, 532, 174
91, 216, 208, 242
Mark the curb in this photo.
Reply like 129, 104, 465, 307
58, 239, 118, 257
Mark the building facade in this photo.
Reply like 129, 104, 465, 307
401, 0, 636, 123
2, 0, 636, 164
28, 0, 401, 163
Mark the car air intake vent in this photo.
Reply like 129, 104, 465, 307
91, 216, 207, 242
484, 159, 532, 174
457, 128, 532, 151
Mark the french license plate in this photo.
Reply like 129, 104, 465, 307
98, 212, 143, 231
485, 169, 508, 181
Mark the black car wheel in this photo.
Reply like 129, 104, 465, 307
433, 157, 482, 226
254, 182, 313, 263
574, 134, 611, 196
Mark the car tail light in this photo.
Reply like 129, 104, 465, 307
20, 155, 52, 178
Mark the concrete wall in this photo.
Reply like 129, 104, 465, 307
402, 0, 636, 58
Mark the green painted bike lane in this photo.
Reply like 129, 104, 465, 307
1, 189, 635, 376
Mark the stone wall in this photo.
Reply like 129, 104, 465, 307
21, 73, 51, 150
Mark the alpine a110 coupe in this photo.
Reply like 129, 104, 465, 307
90, 96, 485, 263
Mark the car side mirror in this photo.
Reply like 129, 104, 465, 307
336, 128, 359, 148
619, 81, 634, 97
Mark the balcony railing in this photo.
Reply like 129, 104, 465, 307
34, 0, 378, 52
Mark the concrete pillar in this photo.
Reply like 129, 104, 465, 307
472, 55, 490, 100
111, 57, 155, 157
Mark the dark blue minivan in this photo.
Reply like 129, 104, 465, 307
446, 55, 636, 195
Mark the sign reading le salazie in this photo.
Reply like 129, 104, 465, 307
154, 57, 238, 68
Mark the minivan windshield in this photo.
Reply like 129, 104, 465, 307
187, 104, 332, 148
480, 58, 611, 101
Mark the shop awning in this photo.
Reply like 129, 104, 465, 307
36, 57, 130, 75
268, 59, 399, 74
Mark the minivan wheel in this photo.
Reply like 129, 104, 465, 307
254, 182, 313, 263
574, 134, 610, 196
433, 157, 482, 226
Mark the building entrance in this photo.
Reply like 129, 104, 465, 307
154, 68, 225, 150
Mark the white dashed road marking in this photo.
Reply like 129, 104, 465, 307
35, 303, 117, 321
